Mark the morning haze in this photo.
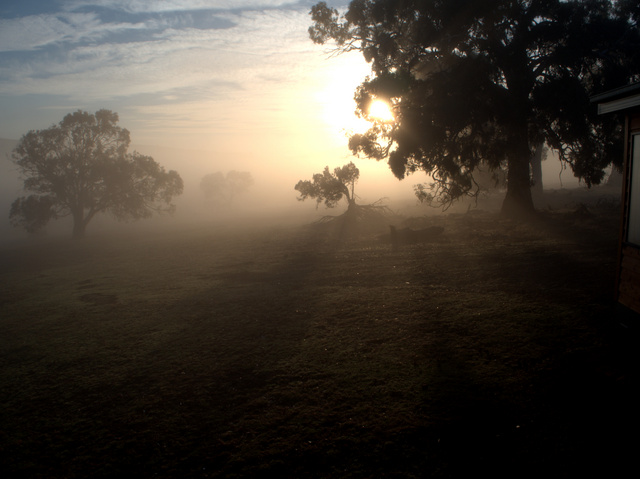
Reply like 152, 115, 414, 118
1, 1, 637, 477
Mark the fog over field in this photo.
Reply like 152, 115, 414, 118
1, 135, 598, 243
0, 174, 632, 478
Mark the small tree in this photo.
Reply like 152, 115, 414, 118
295, 161, 394, 237
200, 170, 254, 205
10, 109, 183, 238
295, 162, 360, 210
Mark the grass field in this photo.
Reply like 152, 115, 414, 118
0, 197, 636, 478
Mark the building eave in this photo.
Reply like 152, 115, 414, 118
591, 82, 640, 115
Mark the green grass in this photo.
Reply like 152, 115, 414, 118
0, 209, 635, 478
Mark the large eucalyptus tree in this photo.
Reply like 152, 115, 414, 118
310, 0, 640, 215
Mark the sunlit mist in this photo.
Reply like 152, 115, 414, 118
316, 53, 373, 141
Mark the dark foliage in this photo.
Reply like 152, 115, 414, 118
9, 195, 57, 234
310, 0, 640, 215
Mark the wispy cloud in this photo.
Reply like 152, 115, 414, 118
0, 12, 140, 52
0, 6, 243, 54
0, 6, 318, 98
62, 0, 303, 14
0, 0, 324, 100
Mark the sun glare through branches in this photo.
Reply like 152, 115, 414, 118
368, 99, 394, 122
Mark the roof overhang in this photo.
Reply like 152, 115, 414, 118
591, 82, 640, 115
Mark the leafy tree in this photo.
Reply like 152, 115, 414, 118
295, 161, 360, 209
295, 161, 393, 236
10, 110, 183, 238
200, 170, 254, 205
309, 0, 640, 215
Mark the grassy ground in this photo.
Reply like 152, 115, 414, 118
0, 197, 637, 478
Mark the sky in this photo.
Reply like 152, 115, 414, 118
0, 0, 583, 238
0, 0, 424, 217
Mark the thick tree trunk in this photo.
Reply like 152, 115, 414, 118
530, 142, 544, 203
72, 210, 87, 239
501, 138, 535, 218
501, 65, 536, 218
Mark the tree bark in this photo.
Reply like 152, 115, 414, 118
501, 136, 535, 218
501, 62, 536, 218
72, 209, 87, 239
530, 142, 544, 203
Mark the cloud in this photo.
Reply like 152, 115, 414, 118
0, 6, 321, 99
62, 0, 301, 14
0, 8, 241, 54
1, 0, 296, 54
0, 13, 127, 52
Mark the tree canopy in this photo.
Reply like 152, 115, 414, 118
310, 0, 640, 215
10, 109, 183, 238
295, 161, 360, 209
200, 170, 254, 205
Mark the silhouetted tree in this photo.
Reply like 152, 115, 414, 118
530, 143, 547, 201
295, 161, 360, 210
310, 0, 640, 216
200, 170, 253, 205
10, 110, 183, 238
295, 161, 394, 236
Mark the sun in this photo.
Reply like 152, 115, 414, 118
368, 99, 394, 122
314, 53, 396, 144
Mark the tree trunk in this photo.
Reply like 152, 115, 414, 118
501, 137, 535, 218
72, 210, 87, 239
501, 65, 536, 218
530, 142, 544, 203
344, 198, 358, 220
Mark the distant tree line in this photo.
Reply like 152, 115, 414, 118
200, 171, 254, 206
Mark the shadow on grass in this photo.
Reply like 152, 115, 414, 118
0, 209, 637, 478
